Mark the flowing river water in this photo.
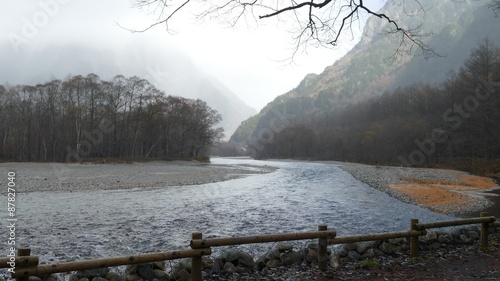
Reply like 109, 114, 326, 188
1, 158, 456, 265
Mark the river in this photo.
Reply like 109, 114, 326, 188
2, 158, 455, 264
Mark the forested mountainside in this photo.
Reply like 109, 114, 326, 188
226, 1, 500, 175
230, 1, 500, 145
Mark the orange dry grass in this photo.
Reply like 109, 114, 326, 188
389, 174, 497, 214
389, 184, 472, 207
459, 175, 497, 189
403, 178, 473, 187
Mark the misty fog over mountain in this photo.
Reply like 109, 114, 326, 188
0, 37, 256, 139
225, 0, 500, 178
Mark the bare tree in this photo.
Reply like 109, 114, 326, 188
0, 74, 224, 161
129, 0, 438, 58
491, 0, 500, 15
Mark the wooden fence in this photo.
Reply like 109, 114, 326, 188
1, 212, 498, 281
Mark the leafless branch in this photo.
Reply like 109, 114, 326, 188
490, 0, 500, 16
127, 0, 440, 58
258, 0, 333, 19
123, 0, 192, 33
358, 3, 438, 59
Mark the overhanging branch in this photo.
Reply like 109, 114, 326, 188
357, 3, 437, 59
127, 0, 439, 59
258, 0, 333, 19
124, 0, 192, 33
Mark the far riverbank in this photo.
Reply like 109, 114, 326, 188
0, 160, 277, 193
335, 161, 500, 218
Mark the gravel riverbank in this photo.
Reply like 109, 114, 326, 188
336, 161, 500, 217
0, 160, 277, 193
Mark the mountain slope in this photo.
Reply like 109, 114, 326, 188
231, 0, 499, 145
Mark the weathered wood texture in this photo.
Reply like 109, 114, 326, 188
0, 256, 39, 268
327, 230, 425, 245
13, 249, 211, 278
416, 216, 496, 230
190, 229, 337, 248
318, 225, 328, 271
191, 233, 203, 281
410, 219, 420, 258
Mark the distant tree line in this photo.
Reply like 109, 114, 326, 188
0, 74, 223, 162
244, 39, 500, 167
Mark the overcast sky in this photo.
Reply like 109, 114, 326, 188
1, 0, 386, 111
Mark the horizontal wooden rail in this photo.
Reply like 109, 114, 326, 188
327, 230, 426, 245
9, 216, 499, 281
0, 256, 39, 269
416, 216, 496, 230
12, 248, 211, 278
190, 230, 337, 249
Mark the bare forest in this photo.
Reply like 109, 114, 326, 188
0, 74, 224, 162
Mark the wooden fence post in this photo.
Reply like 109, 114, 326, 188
480, 212, 489, 251
410, 219, 419, 258
318, 225, 328, 271
191, 233, 203, 281
16, 248, 31, 281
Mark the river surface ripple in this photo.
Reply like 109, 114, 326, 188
2, 158, 455, 263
